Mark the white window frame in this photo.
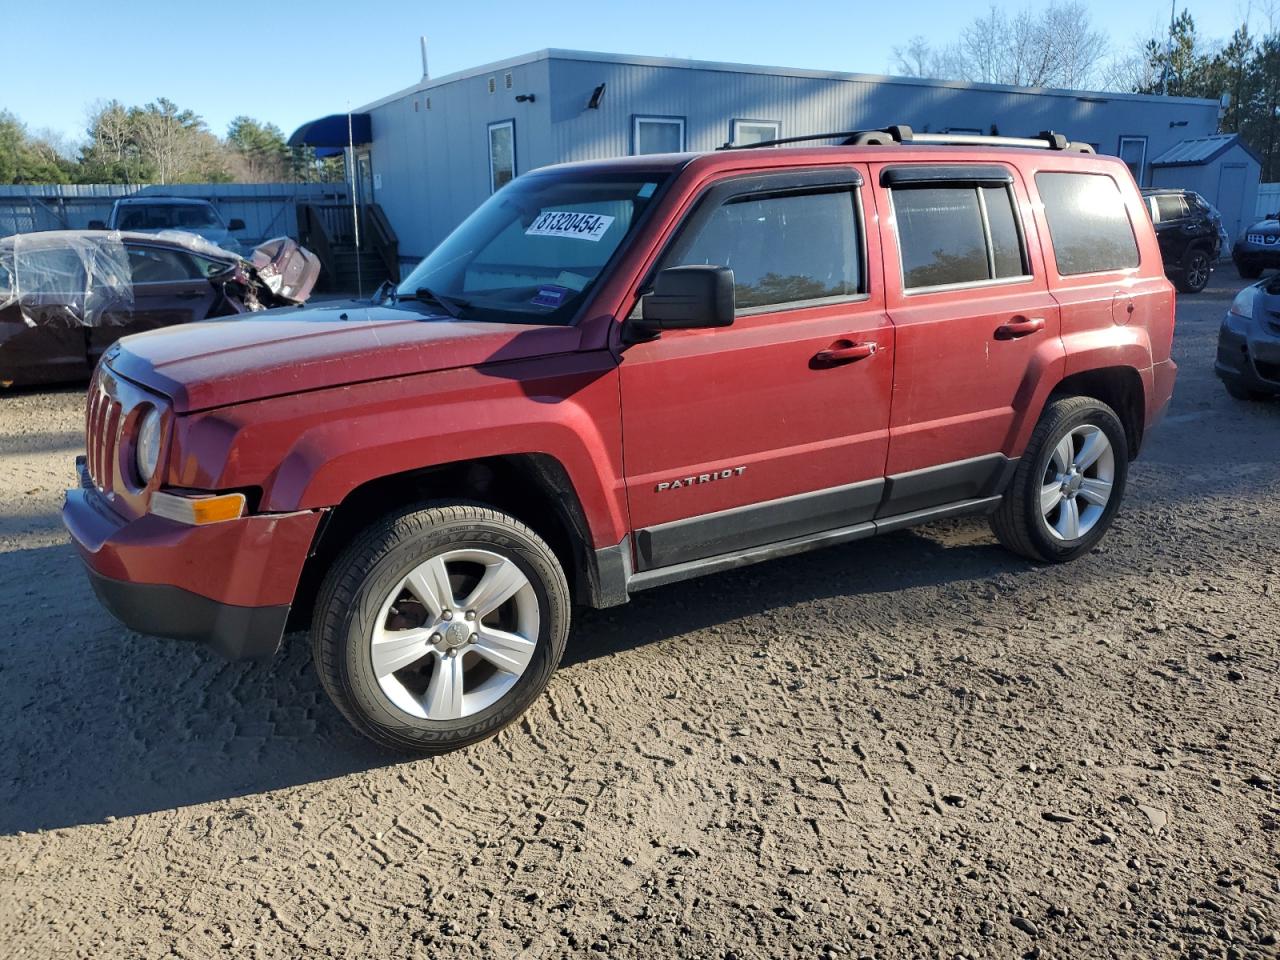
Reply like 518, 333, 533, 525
632, 116, 685, 155
488, 119, 515, 194
1118, 136, 1148, 186
730, 119, 781, 146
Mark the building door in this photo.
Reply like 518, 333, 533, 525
355, 149, 374, 206
1118, 137, 1148, 187
1216, 163, 1248, 244
618, 167, 894, 572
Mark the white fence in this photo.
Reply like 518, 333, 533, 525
1256, 182, 1280, 218
0, 183, 349, 246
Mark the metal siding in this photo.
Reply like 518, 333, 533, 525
359, 52, 1224, 260
545, 58, 1219, 166
369, 59, 552, 260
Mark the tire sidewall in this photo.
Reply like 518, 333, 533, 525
331, 513, 568, 751
1024, 402, 1129, 561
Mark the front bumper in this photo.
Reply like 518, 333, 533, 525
1232, 242, 1280, 271
1216, 312, 1280, 390
64, 457, 323, 658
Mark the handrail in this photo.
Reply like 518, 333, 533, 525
362, 204, 399, 283
296, 204, 337, 287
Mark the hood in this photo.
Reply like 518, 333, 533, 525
1245, 218, 1280, 235
105, 301, 583, 412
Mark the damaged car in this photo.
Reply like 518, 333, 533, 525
0, 230, 319, 387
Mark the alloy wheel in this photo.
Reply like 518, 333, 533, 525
368, 548, 540, 720
1039, 424, 1115, 542
1187, 251, 1210, 290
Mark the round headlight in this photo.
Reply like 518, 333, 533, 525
136, 407, 163, 484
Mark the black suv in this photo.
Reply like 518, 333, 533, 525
1141, 188, 1222, 294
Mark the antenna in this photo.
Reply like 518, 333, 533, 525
347, 104, 363, 299
420, 36, 429, 80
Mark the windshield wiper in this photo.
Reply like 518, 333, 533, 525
406, 285, 469, 319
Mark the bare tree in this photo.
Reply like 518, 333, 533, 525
895, 2, 1108, 89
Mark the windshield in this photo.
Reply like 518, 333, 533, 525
396, 172, 666, 324
117, 204, 222, 230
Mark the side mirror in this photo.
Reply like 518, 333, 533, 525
637, 265, 735, 333
228, 218, 246, 231
87, 219, 106, 230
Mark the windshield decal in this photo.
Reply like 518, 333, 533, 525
525, 211, 615, 242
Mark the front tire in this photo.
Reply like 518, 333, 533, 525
991, 396, 1129, 563
1237, 263, 1262, 280
312, 503, 570, 753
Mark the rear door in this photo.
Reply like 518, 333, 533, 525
872, 161, 1063, 514
618, 166, 894, 572
88, 242, 220, 366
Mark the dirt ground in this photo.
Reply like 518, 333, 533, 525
1, 269, 1277, 960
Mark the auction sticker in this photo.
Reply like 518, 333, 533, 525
526, 211, 615, 241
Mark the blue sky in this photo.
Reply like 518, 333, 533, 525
0, 0, 1262, 144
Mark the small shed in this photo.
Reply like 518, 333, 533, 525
1150, 134, 1261, 243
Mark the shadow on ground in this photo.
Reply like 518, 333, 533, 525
0, 525, 1039, 834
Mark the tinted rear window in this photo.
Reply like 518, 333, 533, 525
1036, 172, 1139, 275
892, 184, 1027, 289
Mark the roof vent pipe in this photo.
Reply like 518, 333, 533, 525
420, 36, 429, 80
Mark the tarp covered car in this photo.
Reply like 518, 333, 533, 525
0, 230, 319, 387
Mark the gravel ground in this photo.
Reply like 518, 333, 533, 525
1, 269, 1278, 960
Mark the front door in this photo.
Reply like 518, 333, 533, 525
618, 167, 894, 572
872, 161, 1064, 514
88, 242, 219, 365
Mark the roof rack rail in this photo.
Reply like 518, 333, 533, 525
719, 125, 1095, 154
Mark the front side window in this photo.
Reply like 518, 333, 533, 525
1036, 172, 1140, 276
124, 244, 202, 284
731, 119, 781, 146
488, 120, 515, 194
892, 183, 1028, 290
661, 188, 863, 310
397, 172, 666, 325
634, 116, 685, 155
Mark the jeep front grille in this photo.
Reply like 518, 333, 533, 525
86, 370, 123, 492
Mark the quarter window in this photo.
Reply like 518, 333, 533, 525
633, 116, 685, 155
488, 120, 515, 194
892, 183, 1028, 290
1036, 172, 1140, 276
662, 188, 863, 310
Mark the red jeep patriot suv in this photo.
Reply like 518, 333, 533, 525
63, 127, 1177, 752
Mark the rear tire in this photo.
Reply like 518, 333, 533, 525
1223, 377, 1272, 402
311, 502, 570, 754
991, 396, 1129, 563
1175, 247, 1211, 293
